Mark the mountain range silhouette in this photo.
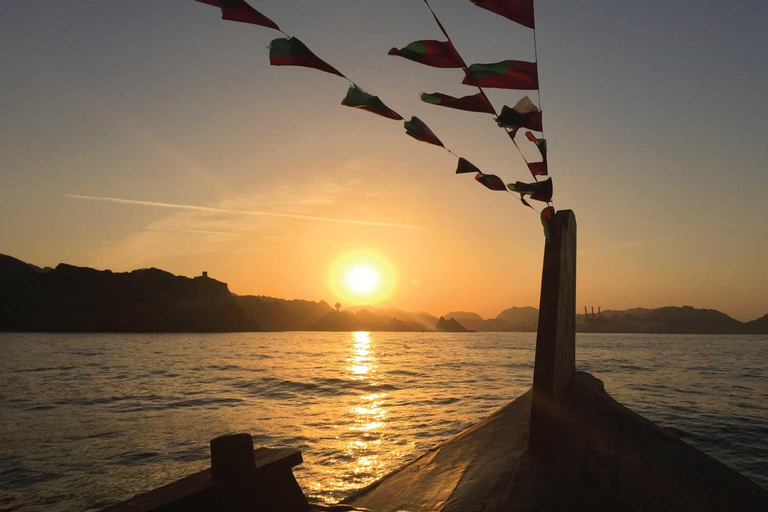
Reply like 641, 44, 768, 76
1, 254, 766, 334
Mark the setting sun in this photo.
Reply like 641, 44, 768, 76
330, 251, 396, 305
346, 265, 380, 295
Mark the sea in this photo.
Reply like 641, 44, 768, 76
1, 332, 766, 511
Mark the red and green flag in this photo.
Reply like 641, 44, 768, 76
388, 40, 464, 69
475, 173, 507, 191
468, 0, 535, 29
525, 131, 547, 160
541, 206, 560, 240
462, 60, 538, 90
456, 158, 481, 174
497, 96, 542, 137
196, 0, 280, 31
420, 92, 495, 115
269, 37, 344, 78
341, 86, 403, 121
404, 117, 444, 147
507, 178, 553, 202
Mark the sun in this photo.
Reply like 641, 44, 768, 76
346, 265, 380, 295
330, 251, 396, 305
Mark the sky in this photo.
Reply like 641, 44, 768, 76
1, 1, 767, 321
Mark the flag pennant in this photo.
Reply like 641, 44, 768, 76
541, 206, 560, 240
196, 0, 280, 31
463, 60, 538, 90
475, 173, 507, 191
507, 177, 553, 202
456, 157, 481, 174
269, 37, 344, 78
388, 40, 464, 69
497, 96, 542, 134
421, 92, 495, 115
404, 117, 444, 147
527, 162, 548, 177
341, 86, 403, 121
525, 131, 547, 160
468, 0, 535, 29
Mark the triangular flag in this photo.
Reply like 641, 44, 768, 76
475, 173, 507, 191
525, 131, 547, 160
196, 0, 280, 31
269, 38, 344, 77
388, 40, 464, 69
468, 0, 535, 29
456, 158, 481, 174
421, 92, 495, 115
341, 86, 403, 120
497, 96, 542, 133
462, 60, 538, 90
404, 117, 444, 147
527, 162, 548, 177
541, 206, 560, 240
507, 178, 553, 202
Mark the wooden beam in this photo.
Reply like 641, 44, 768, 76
530, 210, 576, 452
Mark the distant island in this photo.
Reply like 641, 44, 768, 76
1, 254, 766, 334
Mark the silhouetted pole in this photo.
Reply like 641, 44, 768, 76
530, 210, 576, 453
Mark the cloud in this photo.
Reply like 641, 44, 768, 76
145, 227, 242, 237
65, 194, 425, 230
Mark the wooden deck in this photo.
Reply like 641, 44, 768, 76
344, 372, 768, 512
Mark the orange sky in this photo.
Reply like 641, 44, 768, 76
1, 1, 767, 321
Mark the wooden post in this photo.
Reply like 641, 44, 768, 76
210, 433, 255, 480
529, 210, 576, 452
101, 436, 308, 512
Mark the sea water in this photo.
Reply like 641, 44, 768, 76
1, 332, 766, 511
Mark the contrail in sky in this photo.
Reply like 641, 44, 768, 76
65, 194, 425, 230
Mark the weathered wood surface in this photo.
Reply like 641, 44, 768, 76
102, 447, 305, 512
530, 210, 576, 451
345, 372, 768, 512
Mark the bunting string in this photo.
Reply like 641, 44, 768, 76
418, 0, 547, 190
532, 0, 544, 137
194, 0, 557, 238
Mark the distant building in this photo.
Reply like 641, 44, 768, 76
202, 271, 208, 278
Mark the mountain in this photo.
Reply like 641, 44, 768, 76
436, 316, 472, 332
0, 254, 259, 332
443, 312, 488, 332
235, 295, 333, 331
444, 311, 484, 322
744, 314, 768, 334
495, 307, 539, 331
442, 309, 539, 332
345, 306, 439, 330
312, 310, 425, 332
577, 306, 749, 334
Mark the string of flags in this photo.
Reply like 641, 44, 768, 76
193, 0, 560, 239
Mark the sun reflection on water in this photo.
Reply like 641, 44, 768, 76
305, 332, 404, 502
342, 332, 388, 491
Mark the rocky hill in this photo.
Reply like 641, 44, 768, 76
436, 316, 472, 332
0, 254, 259, 332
